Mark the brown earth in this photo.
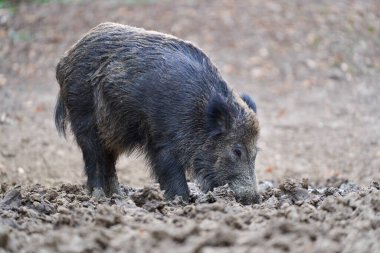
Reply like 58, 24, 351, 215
0, 0, 379, 252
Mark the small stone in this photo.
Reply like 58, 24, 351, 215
339, 182, 359, 196
324, 187, 336, 196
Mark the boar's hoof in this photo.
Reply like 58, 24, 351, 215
92, 187, 106, 200
105, 176, 123, 197
235, 192, 262, 205
163, 188, 190, 203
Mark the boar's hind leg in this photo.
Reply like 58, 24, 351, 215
81, 143, 120, 198
77, 132, 106, 198
70, 116, 109, 199
149, 148, 190, 201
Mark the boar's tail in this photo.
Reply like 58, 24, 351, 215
55, 92, 67, 138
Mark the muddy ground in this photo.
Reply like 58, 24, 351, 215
0, 179, 379, 253
0, 0, 379, 252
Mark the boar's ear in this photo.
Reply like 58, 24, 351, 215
241, 93, 257, 113
206, 95, 231, 136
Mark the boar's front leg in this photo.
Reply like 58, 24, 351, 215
103, 152, 122, 197
149, 147, 190, 201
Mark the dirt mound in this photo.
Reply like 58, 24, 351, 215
1, 179, 379, 253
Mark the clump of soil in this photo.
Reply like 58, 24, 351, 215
0, 179, 379, 253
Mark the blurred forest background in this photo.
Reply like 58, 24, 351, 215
0, 0, 379, 187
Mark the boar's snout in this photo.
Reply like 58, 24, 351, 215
232, 185, 262, 205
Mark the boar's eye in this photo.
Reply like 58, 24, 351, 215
233, 148, 242, 159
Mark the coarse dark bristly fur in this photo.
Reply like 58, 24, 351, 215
55, 22, 260, 204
